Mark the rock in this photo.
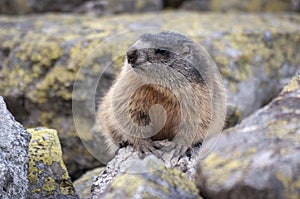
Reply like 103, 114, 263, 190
74, 167, 104, 199
0, 0, 89, 15
1, 0, 299, 14
179, 0, 300, 12
195, 73, 300, 199
107, 0, 163, 14
27, 128, 78, 199
0, 0, 163, 15
76, 0, 163, 16
0, 96, 31, 199
74, 0, 112, 16
91, 145, 201, 198
180, 0, 210, 11
0, 12, 299, 178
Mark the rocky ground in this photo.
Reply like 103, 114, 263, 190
1, 0, 299, 15
0, 2, 300, 198
1, 12, 299, 180
1, 73, 299, 198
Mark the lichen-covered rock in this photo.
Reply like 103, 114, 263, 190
0, 0, 163, 15
74, 167, 104, 199
180, 0, 300, 12
27, 128, 78, 199
0, 96, 31, 199
0, 12, 299, 178
195, 73, 300, 199
1, 0, 299, 15
108, 0, 163, 14
0, 0, 88, 15
91, 147, 201, 199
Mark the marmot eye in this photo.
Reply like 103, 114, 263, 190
155, 48, 168, 55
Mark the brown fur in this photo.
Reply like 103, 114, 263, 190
96, 31, 226, 155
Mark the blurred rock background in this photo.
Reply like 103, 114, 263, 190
0, 1, 299, 198
0, 0, 300, 15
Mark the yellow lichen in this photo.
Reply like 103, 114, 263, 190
203, 152, 250, 186
247, 147, 257, 155
275, 171, 299, 199
107, 166, 198, 198
27, 128, 74, 196
109, 174, 142, 198
42, 177, 56, 192
282, 76, 300, 93
266, 120, 298, 141
210, 0, 291, 12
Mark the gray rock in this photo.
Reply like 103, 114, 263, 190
74, 167, 104, 199
27, 128, 79, 199
0, 96, 31, 199
1, 12, 299, 178
0, 0, 89, 14
179, 0, 300, 12
0, 0, 163, 15
75, 0, 165, 15
91, 142, 200, 198
195, 73, 300, 199
107, 0, 163, 14
180, 0, 209, 11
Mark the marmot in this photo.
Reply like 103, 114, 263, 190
97, 31, 226, 158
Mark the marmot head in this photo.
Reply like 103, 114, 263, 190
124, 31, 205, 86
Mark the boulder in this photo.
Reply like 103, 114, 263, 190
180, 0, 300, 12
195, 73, 300, 198
0, 96, 31, 199
0, 12, 299, 177
74, 167, 104, 199
91, 147, 201, 198
1, 0, 299, 15
28, 128, 78, 199
0, 0, 88, 14
0, 0, 163, 15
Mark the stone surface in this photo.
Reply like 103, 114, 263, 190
0, 96, 31, 199
91, 146, 200, 198
0, 0, 88, 14
180, 0, 300, 12
0, 12, 299, 178
1, 0, 299, 15
27, 128, 78, 199
195, 73, 300, 199
74, 167, 104, 199
0, 0, 163, 15
208, 0, 300, 12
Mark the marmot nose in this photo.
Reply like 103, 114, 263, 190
127, 49, 137, 67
